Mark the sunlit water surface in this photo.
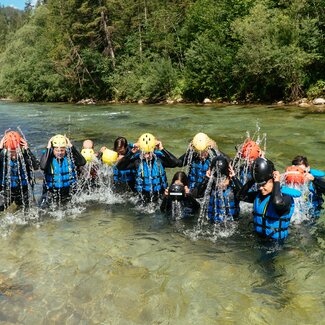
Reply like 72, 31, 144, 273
0, 102, 324, 324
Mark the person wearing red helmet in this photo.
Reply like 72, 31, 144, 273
0, 131, 39, 211
286, 156, 325, 218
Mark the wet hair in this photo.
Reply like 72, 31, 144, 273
292, 155, 309, 167
171, 171, 189, 187
114, 137, 128, 151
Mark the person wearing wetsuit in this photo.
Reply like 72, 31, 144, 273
112, 136, 136, 192
237, 158, 299, 240
40, 134, 86, 206
116, 133, 179, 203
291, 155, 325, 217
196, 156, 242, 223
0, 132, 39, 211
160, 171, 200, 220
178, 133, 229, 197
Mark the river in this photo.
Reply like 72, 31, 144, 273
0, 102, 324, 324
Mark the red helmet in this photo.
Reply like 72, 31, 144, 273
241, 140, 261, 160
285, 166, 305, 185
4, 131, 22, 150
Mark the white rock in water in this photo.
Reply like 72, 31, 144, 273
203, 98, 212, 104
313, 98, 325, 105
299, 102, 311, 107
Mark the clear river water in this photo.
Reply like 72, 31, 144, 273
0, 102, 324, 324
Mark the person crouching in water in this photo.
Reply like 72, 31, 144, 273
0, 131, 39, 211
285, 155, 325, 218
116, 133, 179, 203
40, 134, 86, 207
197, 156, 241, 223
237, 157, 300, 241
160, 171, 200, 220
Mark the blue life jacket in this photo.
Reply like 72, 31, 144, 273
45, 156, 76, 189
310, 169, 325, 177
114, 146, 136, 184
208, 185, 239, 222
113, 166, 135, 183
189, 158, 211, 190
135, 151, 168, 193
9, 159, 28, 188
253, 186, 298, 240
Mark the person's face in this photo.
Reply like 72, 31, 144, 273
53, 147, 66, 159
298, 163, 310, 173
258, 178, 273, 196
9, 150, 17, 160
199, 151, 209, 160
143, 152, 153, 160
117, 146, 127, 156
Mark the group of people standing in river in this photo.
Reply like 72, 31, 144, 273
0, 129, 324, 242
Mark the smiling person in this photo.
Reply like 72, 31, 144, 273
237, 158, 300, 240
40, 134, 86, 207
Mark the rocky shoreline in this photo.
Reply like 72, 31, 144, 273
1, 96, 325, 110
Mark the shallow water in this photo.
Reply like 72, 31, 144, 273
0, 102, 324, 324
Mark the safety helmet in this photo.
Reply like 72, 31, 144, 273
138, 133, 156, 153
102, 149, 118, 166
4, 131, 22, 150
192, 133, 210, 152
81, 148, 95, 162
251, 157, 274, 185
51, 134, 67, 148
241, 140, 261, 160
285, 165, 305, 185
210, 156, 229, 177
168, 183, 185, 201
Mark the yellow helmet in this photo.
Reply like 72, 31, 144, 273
138, 133, 156, 153
192, 132, 210, 152
51, 134, 67, 148
102, 149, 118, 166
81, 148, 95, 162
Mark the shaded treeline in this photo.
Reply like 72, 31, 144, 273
0, 0, 324, 103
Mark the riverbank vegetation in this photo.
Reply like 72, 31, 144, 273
0, 0, 324, 103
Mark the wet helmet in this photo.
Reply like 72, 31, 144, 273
102, 149, 118, 166
81, 148, 95, 162
251, 157, 274, 184
138, 133, 156, 153
285, 165, 305, 185
4, 131, 22, 150
51, 134, 67, 148
210, 156, 229, 177
168, 183, 185, 201
241, 140, 261, 160
192, 133, 210, 152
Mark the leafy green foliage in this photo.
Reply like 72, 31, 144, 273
0, 0, 324, 102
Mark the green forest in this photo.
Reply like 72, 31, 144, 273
0, 0, 324, 103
